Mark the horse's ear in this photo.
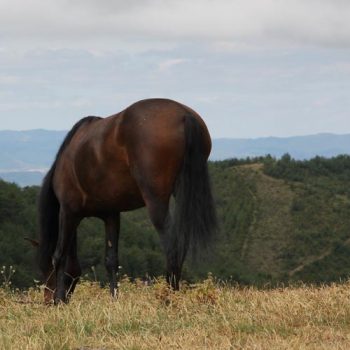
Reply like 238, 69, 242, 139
24, 237, 40, 247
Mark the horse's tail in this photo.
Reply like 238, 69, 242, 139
168, 114, 217, 264
37, 116, 101, 276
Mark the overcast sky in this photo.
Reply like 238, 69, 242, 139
0, 0, 349, 138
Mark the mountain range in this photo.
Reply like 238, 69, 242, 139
1, 130, 350, 186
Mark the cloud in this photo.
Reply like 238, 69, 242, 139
0, 1, 349, 137
1, 0, 350, 50
0, 75, 20, 85
158, 58, 188, 72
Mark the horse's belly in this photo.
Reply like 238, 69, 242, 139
85, 194, 145, 214
81, 173, 145, 213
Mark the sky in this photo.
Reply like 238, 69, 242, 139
0, 0, 349, 138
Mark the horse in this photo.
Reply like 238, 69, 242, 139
37, 98, 217, 304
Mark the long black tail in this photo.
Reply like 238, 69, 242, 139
37, 116, 101, 276
168, 115, 217, 264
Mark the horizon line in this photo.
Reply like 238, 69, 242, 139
1, 129, 350, 140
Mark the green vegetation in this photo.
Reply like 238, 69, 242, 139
1, 154, 350, 289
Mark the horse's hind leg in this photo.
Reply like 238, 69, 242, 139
145, 197, 184, 290
52, 209, 80, 304
164, 230, 187, 291
103, 213, 120, 298
165, 243, 186, 291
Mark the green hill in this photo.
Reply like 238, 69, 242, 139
1, 155, 350, 289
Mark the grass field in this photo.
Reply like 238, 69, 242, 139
1, 277, 350, 349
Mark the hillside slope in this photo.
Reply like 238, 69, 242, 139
195, 156, 350, 284
238, 164, 295, 277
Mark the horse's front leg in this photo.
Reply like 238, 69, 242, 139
104, 213, 120, 298
64, 233, 82, 301
52, 209, 79, 304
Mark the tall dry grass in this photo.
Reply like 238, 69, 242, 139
1, 277, 350, 349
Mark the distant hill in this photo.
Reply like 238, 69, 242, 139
213, 133, 350, 160
1, 130, 350, 185
0, 129, 66, 171
0, 130, 66, 186
0, 171, 44, 187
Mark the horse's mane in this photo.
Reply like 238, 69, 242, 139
37, 116, 102, 275
53, 116, 102, 166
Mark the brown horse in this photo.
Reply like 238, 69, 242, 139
37, 98, 217, 304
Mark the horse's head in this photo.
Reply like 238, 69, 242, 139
24, 237, 39, 247
24, 237, 56, 303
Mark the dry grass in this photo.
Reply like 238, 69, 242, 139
1, 277, 350, 349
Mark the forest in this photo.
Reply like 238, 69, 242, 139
1, 154, 350, 289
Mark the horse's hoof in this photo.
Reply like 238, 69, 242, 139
54, 296, 67, 305
110, 288, 118, 299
